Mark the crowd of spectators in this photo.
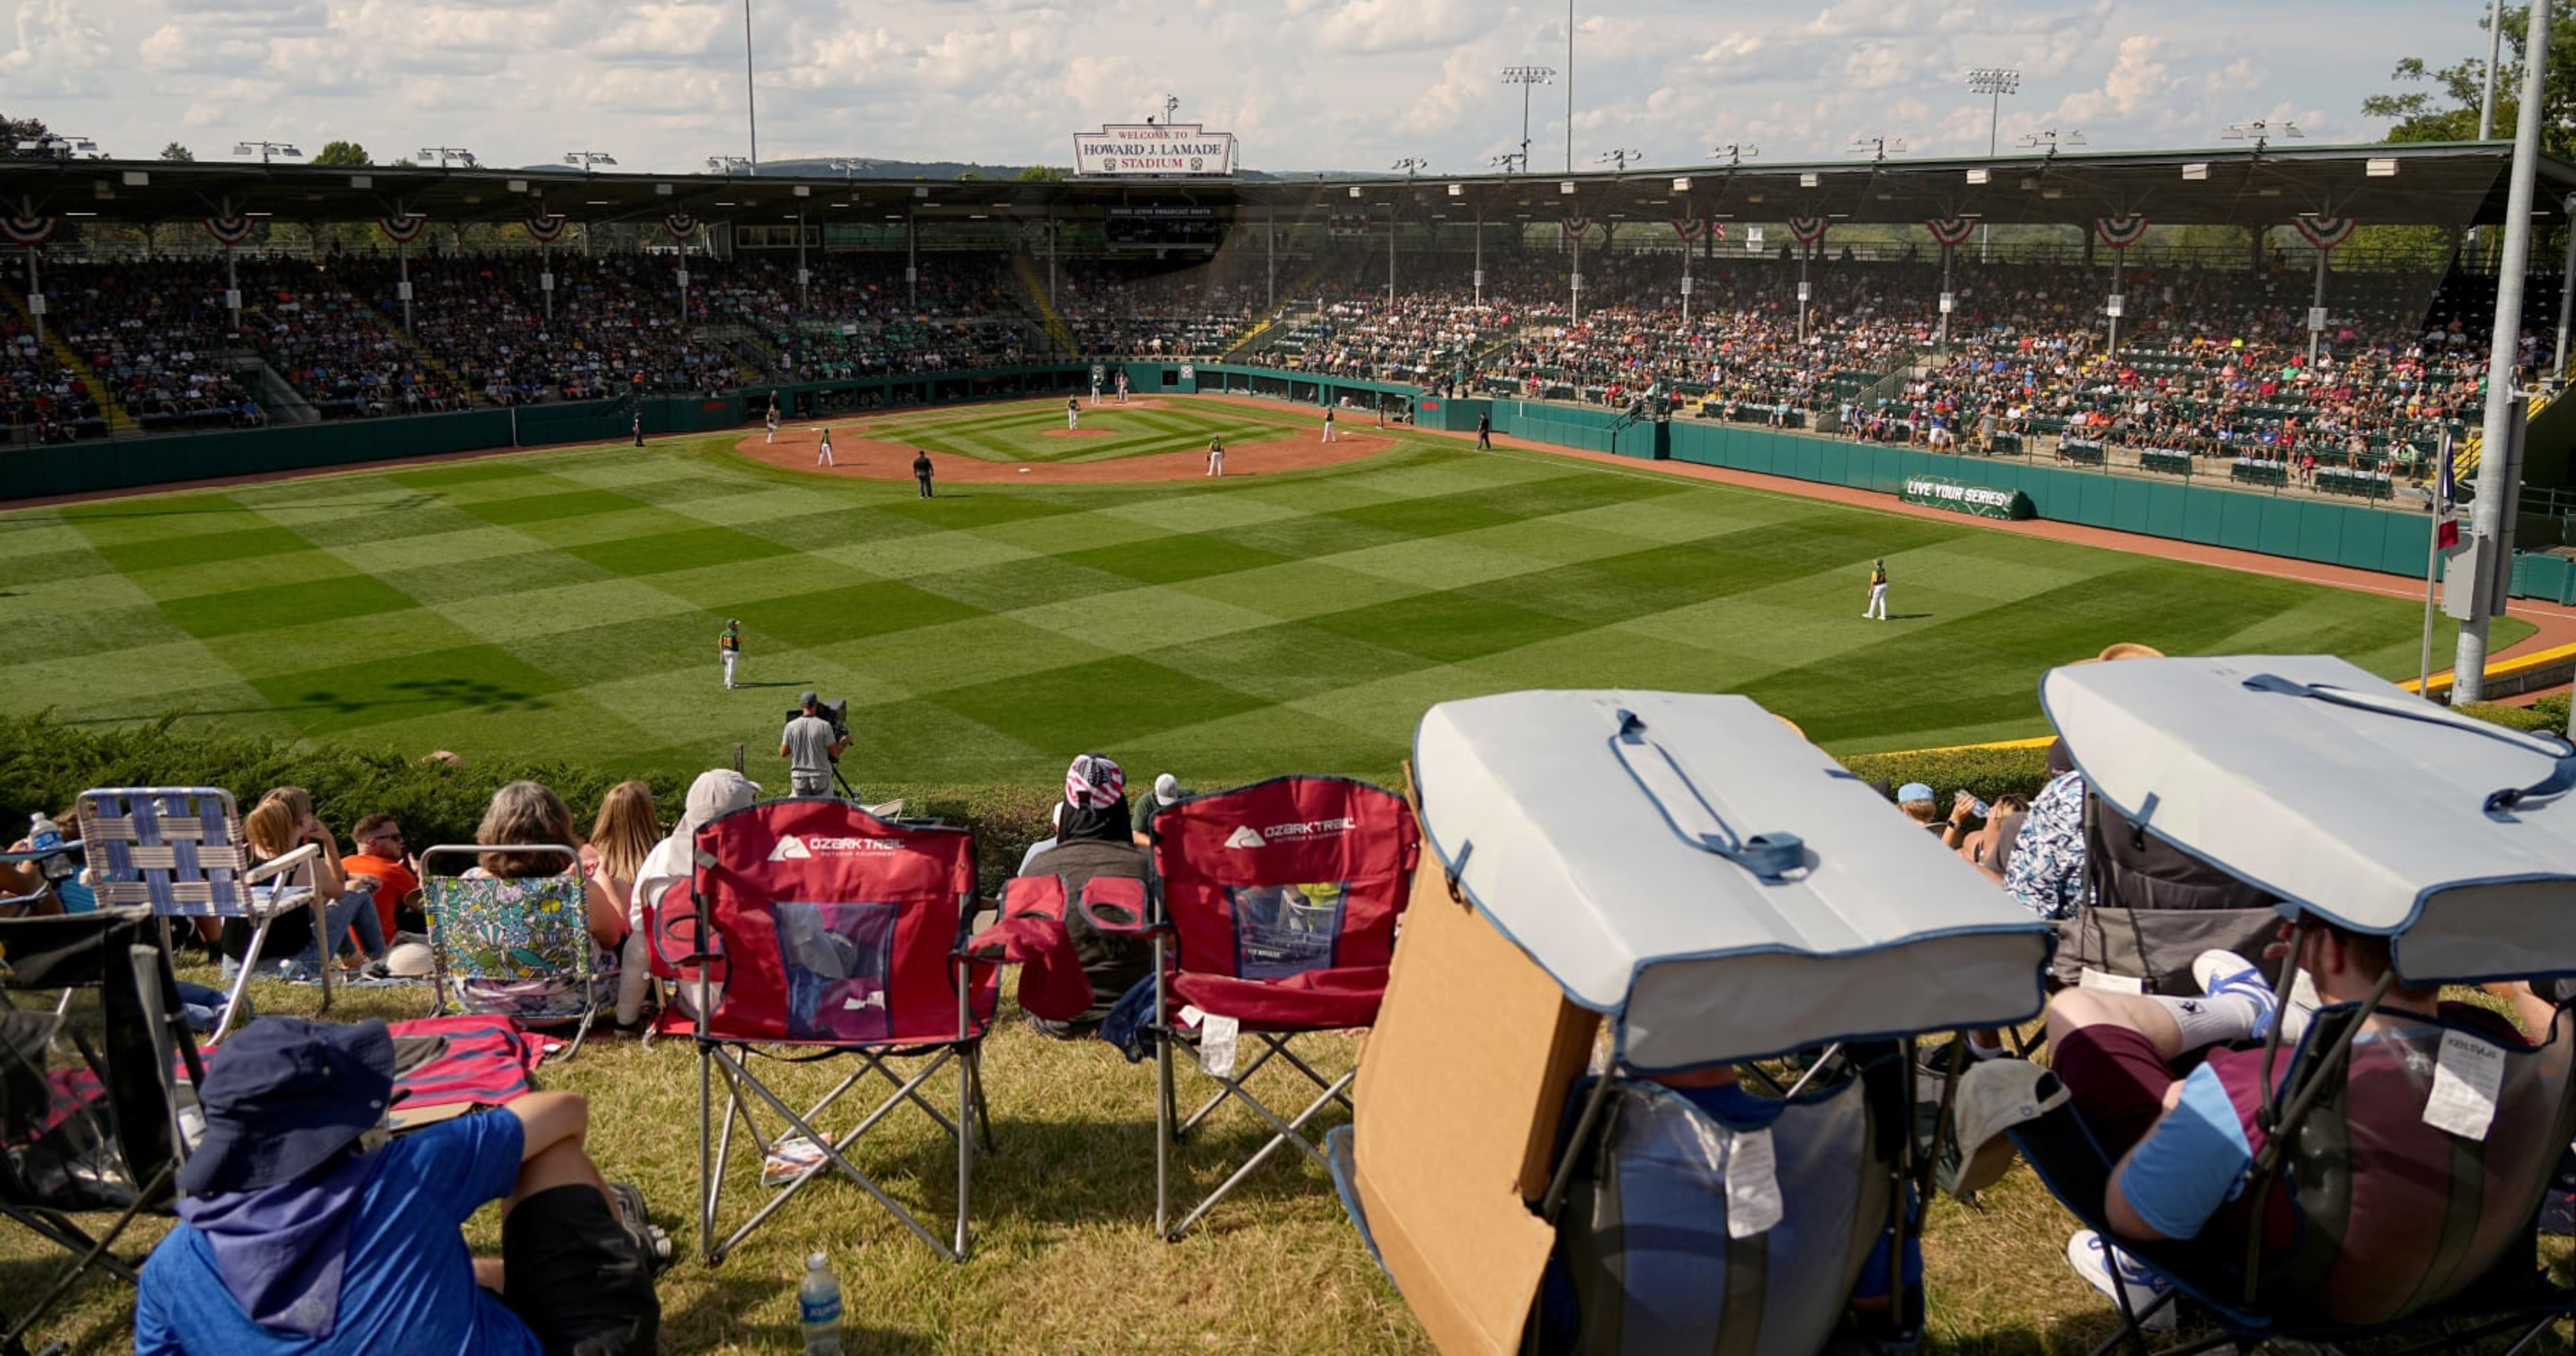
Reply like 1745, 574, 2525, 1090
2, 314, 106, 441
40, 258, 262, 433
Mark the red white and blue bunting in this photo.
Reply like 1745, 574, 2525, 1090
1560, 216, 1595, 241
203, 214, 255, 246
2093, 214, 2150, 250
1926, 217, 1974, 250
378, 212, 427, 245
1, 215, 55, 246
2292, 214, 2358, 252
1671, 217, 1706, 243
664, 213, 698, 241
525, 214, 567, 244
1788, 216, 1828, 245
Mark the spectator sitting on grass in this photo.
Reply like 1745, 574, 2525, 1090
225, 789, 384, 981
342, 814, 423, 939
1130, 772, 1192, 848
620, 770, 760, 1026
134, 1017, 662, 1355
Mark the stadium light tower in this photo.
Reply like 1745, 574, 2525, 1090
2221, 119, 2303, 155
708, 155, 754, 176
1501, 66, 1555, 180
1710, 142, 1757, 167
564, 151, 618, 173
1392, 157, 1427, 177
418, 146, 477, 169
828, 158, 872, 180
742, 0, 759, 166
1597, 148, 1641, 173
233, 140, 303, 163
1489, 151, 1528, 176
1848, 135, 1907, 163
2016, 128, 2085, 157
1967, 67, 2017, 262
16, 133, 98, 158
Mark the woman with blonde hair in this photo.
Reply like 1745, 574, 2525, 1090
224, 787, 385, 980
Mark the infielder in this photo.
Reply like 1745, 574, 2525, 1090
1321, 407, 1337, 443
1114, 371, 1129, 403
1066, 398, 1080, 431
816, 428, 835, 466
765, 399, 780, 443
1207, 435, 1225, 477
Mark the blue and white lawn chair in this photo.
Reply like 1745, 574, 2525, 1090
75, 787, 329, 1042
1331, 691, 2054, 1355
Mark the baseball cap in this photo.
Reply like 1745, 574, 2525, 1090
1064, 753, 1126, 810
1896, 782, 1935, 804
798, 690, 820, 708
1948, 1058, 2068, 1198
179, 1018, 396, 1197
1152, 773, 1186, 807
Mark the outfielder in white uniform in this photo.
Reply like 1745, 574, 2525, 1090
1207, 436, 1225, 477
719, 619, 742, 689
1864, 559, 1889, 620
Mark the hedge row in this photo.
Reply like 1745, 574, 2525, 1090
4, 702, 2555, 896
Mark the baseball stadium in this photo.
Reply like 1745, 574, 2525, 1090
9, 33, 2576, 1356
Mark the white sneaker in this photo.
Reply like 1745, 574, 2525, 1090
2192, 950, 2292, 1041
2066, 1229, 2177, 1331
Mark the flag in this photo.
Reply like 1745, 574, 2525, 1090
2436, 431, 2460, 550
1710, 220, 1729, 243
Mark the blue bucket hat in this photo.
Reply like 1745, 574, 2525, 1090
179, 1018, 395, 1197
1895, 782, 1935, 804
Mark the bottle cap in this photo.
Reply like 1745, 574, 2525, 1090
807, 1251, 828, 1269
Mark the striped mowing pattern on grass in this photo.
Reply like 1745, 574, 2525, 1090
864, 401, 1324, 464
0, 398, 2520, 788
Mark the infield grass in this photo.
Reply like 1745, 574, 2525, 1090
0, 396, 2524, 790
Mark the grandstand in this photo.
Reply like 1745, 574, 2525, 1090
4, 141, 2573, 511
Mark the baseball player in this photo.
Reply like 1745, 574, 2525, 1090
1207, 435, 1225, 477
816, 428, 835, 466
1864, 559, 1889, 621
1114, 370, 1129, 403
765, 396, 780, 443
719, 618, 742, 689
1321, 406, 1337, 443
1066, 397, 1080, 431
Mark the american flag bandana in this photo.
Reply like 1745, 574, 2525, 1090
1065, 753, 1127, 810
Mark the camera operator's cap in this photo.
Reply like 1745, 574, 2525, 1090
1949, 1058, 2069, 1199
798, 691, 820, 708
1896, 782, 1935, 804
179, 1017, 395, 1197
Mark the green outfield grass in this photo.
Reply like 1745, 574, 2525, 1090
0, 396, 2523, 789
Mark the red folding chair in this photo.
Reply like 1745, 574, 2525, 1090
670, 799, 997, 1263
1106, 775, 1419, 1240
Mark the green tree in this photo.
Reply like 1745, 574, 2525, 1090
0, 113, 52, 159
312, 140, 371, 167
2362, 5, 2576, 159
1015, 164, 1068, 182
160, 141, 195, 162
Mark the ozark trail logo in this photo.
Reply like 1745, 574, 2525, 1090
769, 835, 813, 862
1225, 825, 1268, 850
768, 834, 900, 861
1224, 818, 1356, 850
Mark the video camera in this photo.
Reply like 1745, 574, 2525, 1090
786, 698, 851, 741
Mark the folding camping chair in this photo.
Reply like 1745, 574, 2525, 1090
75, 786, 328, 1043
0, 909, 201, 1356
1332, 691, 2053, 1355
1102, 774, 1418, 1241
670, 799, 994, 1263
419, 845, 605, 1064
1998, 654, 2576, 1355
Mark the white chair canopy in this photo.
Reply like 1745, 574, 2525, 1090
2042, 653, 2576, 983
1413, 690, 2053, 1070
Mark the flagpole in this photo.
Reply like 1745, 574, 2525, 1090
2420, 428, 2453, 697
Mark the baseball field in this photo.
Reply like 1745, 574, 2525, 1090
0, 395, 2516, 785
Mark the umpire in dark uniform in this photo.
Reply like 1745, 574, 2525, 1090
912, 450, 935, 498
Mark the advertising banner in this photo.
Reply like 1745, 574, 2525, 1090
1900, 475, 2034, 520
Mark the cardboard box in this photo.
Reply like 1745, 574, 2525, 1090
1348, 835, 1598, 1356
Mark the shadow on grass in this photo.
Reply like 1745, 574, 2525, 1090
659, 1271, 942, 1355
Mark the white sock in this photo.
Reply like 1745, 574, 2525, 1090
2152, 993, 2261, 1051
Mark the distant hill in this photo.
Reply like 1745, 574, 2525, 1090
510, 156, 1329, 183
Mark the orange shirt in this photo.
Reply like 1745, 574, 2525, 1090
342, 850, 420, 938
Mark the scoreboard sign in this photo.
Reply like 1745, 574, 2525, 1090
1074, 122, 1239, 178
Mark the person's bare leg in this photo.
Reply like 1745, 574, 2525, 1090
2047, 988, 2185, 1062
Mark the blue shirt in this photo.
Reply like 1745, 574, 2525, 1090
136, 1113, 538, 1356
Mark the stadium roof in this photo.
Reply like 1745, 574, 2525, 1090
3, 142, 2569, 234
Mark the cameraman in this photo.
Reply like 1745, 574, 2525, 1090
780, 692, 850, 797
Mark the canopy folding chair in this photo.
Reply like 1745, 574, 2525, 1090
672, 799, 994, 1263
0, 908, 200, 1356
75, 786, 327, 1042
1335, 690, 2053, 1355
1098, 774, 1418, 1241
419, 845, 605, 1064
1997, 653, 2576, 1354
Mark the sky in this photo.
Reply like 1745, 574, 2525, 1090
1, 1, 2505, 175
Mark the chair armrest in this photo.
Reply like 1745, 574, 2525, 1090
1076, 890, 1165, 938
242, 841, 322, 886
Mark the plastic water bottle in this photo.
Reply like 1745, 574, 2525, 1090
798, 1251, 843, 1355
27, 812, 70, 883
